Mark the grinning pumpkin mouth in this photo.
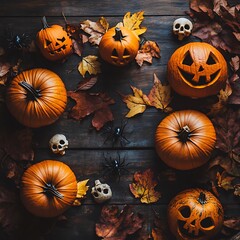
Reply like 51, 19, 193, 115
178, 220, 204, 239
178, 67, 220, 86
49, 44, 68, 55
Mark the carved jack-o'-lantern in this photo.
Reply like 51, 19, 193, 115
167, 42, 228, 98
99, 26, 139, 67
168, 189, 224, 240
36, 16, 73, 61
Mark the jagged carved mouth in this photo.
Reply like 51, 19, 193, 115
49, 44, 68, 55
178, 220, 205, 239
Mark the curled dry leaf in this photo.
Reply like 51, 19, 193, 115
118, 11, 147, 38
122, 74, 172, 118
76, 77, 97, 91
96, 205, 144, 239
68, 91, 115, 130
78, 55, 101, 77
216, 171, 235, 191
81, 17, 109, 45
135, 40, 161, 66
129, 168, 161, 204
224, 217, 240, 231
0, 62, 10, 85
73, 179, 89, 206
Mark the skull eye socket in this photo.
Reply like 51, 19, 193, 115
200, 217, 214, 228
175, 23, 180, 29
179, 206, 191, 218
97, 188, 102, 192
184, 24, 190, 30
60, 140, 65, 145
52, 144, 57, 150
103, 189, 109, 194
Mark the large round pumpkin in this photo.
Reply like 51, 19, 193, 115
168, 188, 224, 240
155, 110, 216, 170
99, 26, 139, 66
6, 68, 67, 128
36, 16, 73, 61
167, 42, 228, 98
20, 160, 77, 218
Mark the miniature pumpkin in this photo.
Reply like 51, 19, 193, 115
36, 16, 72, 61
6, 68, 67, 128
167, 42, 228, 98
99, 26, 139, 66
167, 188, 224, 240
21, 160, 77, 218
155, 110, 216, 170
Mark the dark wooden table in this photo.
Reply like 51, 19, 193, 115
0, 1, 239, 240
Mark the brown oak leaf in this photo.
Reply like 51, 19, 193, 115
96, 205, 144, 239
135, 40, 160, 66
129, 168, 161, 204
216, 171, 235, 191
81, 17, 109, 45
68, 91, 115, 130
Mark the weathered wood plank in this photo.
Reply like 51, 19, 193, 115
34, 149, 240, 206
0, 0, 189, 17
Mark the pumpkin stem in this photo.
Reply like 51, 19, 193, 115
113, 27, 125, 41
198, 192, 207, 205
19, 81, 41, 100
43, 183, 63, 199
42, 16, 49, 29
178, 125, 191, 142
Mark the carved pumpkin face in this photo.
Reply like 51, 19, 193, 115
36, 16, 72, 61
167, 42, 228, 98
168, 189, 224, 240
99, 27, 139, 67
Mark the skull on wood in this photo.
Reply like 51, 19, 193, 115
49, 134, 68, 155
91, 180, 112, 203
173, 18, 193, 40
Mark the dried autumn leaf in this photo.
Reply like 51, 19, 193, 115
73, 179, 89, 206
122, 86, 151, 118
234, 184, 240, 196
206, 82, 232, 116
129, 168, 161, 204
68, 91, 115, 130
120, 11, 147, 38
76, 77, 97, 91
0, 62, 10, 85
96, 205, 144, 239
216, 171, 235, 191
78, 55, 101, 77
81, 17, 109, 45
148, 73, 172, 112
224, 217, 240, 231
135, 40, 161, 66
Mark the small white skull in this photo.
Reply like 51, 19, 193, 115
49, 134, 68, 155
91, 180, 112, 203
173, 18, 193, 40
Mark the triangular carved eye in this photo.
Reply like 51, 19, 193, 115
46, 39, 52, 46
123, 48, 130, 56
182, 51, 193, 66
57, 37, 66, 42
179, 206, 191, 218
206, 53, 216, 65
112, 48, 118, 57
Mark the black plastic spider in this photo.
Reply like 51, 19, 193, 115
101, 119, 130, 147
4, 29, 31, 50
102, 153, 129, 181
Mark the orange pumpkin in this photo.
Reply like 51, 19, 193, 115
99, 26, 139, 66
168, 188, 224, 240
167, 42, 228, 98
155, 110, 216, 170
36, 16, 73, 61
6, 68, 67, 128
21, 160, 77, 218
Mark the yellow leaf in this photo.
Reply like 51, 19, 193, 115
122, 11, 147, 37
148, 73, 172, 112
78, 55, 101, 77
73, 179, 89, 206
129, 169, 161, 204
122, 86, 151, 118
